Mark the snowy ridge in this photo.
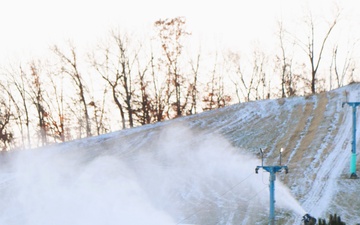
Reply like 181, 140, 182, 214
0, 83, 360, 225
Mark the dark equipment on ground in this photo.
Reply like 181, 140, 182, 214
318, 213, 346, 225
303, 213, 317, 225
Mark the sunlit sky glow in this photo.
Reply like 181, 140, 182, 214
1, 0, 359, 63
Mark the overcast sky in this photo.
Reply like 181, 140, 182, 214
1, 0, 358, 63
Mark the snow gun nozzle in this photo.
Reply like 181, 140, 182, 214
302, 213, 316, 225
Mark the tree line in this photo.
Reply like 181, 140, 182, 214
0, 10, 358, 151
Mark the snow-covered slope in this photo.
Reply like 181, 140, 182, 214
1, 83, 360, 225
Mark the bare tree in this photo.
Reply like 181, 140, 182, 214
26, 61, 49, 146
91, 31, 138, 129
251, 48, 269, 100
1, 65, 32, 148
88, 89, 109, 136
149, 51, 167, 122
330, 40, 358, 89
0, 97, 13, 150
225, 51, 246, 103
276, 20, 296, 98
0, 78, 23, 149
34, 61, 70, 143
154, 17, 191, 118
112, 32, 136, 128
202, 53, 231, 110
294, 11, 340, 94
133, 57, 153, 125
45, 71, 66, 142
187, 51, 201, 115
92, 47, 126, 129
203, 63, 217, 111
53, 44, 92, 137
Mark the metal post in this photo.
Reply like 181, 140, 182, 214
255, 148, 288, 225
351, 105, 357, 178
269, 169, 276, 225
343, 102, 360, 179
256, 165, 288, 225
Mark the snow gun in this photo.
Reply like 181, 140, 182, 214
302, 213, 317, 225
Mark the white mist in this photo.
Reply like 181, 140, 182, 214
0, 123, 304, 224
276, 180, 307, 216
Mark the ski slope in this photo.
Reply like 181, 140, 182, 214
0, 83, 360, 225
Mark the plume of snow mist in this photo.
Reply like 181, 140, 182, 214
126, 123, 302, 224
0, 123, 303, 224
0, 149, 175, 225
275, 180, 306, 216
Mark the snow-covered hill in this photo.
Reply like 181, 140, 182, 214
1, 83, 360, 225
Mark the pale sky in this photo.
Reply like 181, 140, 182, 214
1, 0, 359, 64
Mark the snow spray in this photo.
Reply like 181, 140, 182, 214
0, 123, 306, 224
275, 179, 307, 216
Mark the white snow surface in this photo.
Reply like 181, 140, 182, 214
1, 83, 360, 225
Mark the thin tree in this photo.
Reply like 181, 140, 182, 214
91, 31, 141, 129
330, 40, 358, 89
241, 56, 256, 102
92, 46, 126, 129
154, 17, 191, 118
294, 11, 340, 94
52, 44, 92, 137
45, 70, 66, 142
225, 51, 245, 103
251, 48, 269, 100
188, 51, 201, 115
112, 32, 136, 128
2, 65, 32, 148
202, 53, 231, 110
88, 89, 109, 136
276, 20, 296, 97
133, 57, 153, 125
0, 74, 26, 148
0, 98, 14, 150
149, 51, 167, 122
27, 61, 48, 146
